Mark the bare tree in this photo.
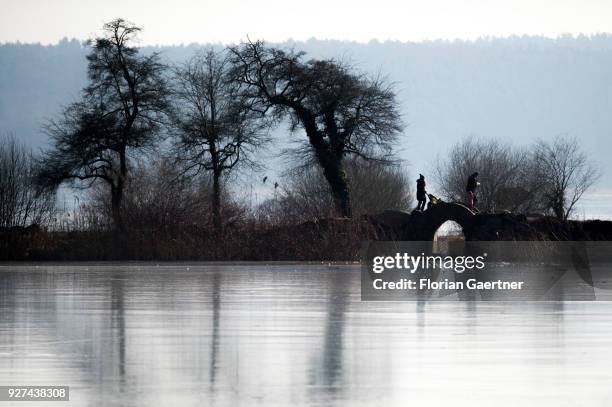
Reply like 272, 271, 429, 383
533, 136, 600, 221
229, 41, 403, 217
434, 137, 544, 213
95, 158, 215, 230
0, 135, 55, 228
168, 48, 268, 232
38, 19, 168, 231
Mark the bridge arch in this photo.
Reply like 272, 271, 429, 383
434, 220, 464, 241
407, 202, 477, 241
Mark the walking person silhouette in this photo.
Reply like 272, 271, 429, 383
416, 174, 427, 211
466, 172, 479, 211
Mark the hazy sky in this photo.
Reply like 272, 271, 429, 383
1, 0, 612, 44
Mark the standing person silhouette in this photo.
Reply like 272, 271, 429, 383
416, 174, 427, 211
466, 172, 479, 211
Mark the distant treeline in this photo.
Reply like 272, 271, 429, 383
4, 31, 612, 182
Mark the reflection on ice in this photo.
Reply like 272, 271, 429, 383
1, 264, 612, 407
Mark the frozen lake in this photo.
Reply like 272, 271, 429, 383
1, 264, 612, 406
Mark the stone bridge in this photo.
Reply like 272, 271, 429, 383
370, 201, 545, 241
365, 202, 612, 289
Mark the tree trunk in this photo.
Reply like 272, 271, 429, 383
212, 170, 222, 233
321, 158, 352, 218
300, 113, 353, 218
111, 148, 127, 232
111, 183, 124, 232
552, 191, 566, 222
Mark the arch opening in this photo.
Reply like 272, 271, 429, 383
433, 220, 465, 242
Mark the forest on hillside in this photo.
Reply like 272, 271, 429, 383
2, 34, 612, 189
